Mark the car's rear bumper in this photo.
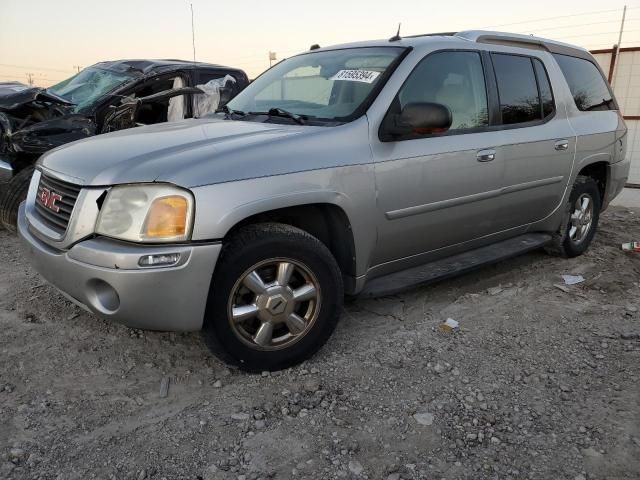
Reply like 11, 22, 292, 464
18, 203, 220, 331
604, 159, 631, 209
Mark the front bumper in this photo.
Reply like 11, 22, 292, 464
18, 203, 221, 331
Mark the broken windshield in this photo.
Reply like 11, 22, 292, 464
47, 67, 135, 112
225, 46, 406, 124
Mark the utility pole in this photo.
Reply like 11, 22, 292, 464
611, 5, 627, 86
26, 72, 34, 86
190, 3, 196, 63
73, 65, 81, 73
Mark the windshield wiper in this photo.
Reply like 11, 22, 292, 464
247, 108, 306, 125
216, 105, 246, 117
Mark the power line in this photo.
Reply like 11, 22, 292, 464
482, 7, 633, 30
553, 28, 640, 40
0, 63, 75, 73
515, 17, 640, 34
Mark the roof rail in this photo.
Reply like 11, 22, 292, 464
455, 30, 593, 60
404, 32, 457, 39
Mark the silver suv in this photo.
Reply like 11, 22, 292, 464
18, 31, 629, 370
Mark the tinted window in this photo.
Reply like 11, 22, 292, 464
492, 54, 541, 124
397, 51, 489, 131
553, 54, 614, 111
533, 59, 554, 118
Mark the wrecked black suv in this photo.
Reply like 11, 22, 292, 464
0, 59, 248, 229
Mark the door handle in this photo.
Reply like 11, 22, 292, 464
477, 149, 496, 162
554, 140, 569, 151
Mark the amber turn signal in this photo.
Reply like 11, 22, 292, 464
143, 196, 189, 239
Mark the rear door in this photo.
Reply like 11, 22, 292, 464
489, 52, 576, 231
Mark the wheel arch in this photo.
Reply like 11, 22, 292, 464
225, 202, 356, 284
576, 160, 608, 203
193, 189, 360, 292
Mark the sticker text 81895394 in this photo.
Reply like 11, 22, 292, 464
330, 70, 381, 83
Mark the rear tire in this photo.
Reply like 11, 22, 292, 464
547, 175, 601, 258
203, 223, 344, 371
0, 166, 34, 232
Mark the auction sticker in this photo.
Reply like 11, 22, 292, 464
330, 69, 380, 83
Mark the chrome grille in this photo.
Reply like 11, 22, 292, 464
34, 173, 82, 234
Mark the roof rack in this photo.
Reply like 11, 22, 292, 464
403, 32, 457, 39
455, 30, 592, 60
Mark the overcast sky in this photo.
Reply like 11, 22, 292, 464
1, 0, 638, 85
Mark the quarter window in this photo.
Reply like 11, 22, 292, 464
396, 51, 489, 131
552, 54, 614, 111
492, 54, 545, 124
533, 59, 554, 118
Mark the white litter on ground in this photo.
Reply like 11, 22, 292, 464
562, 274, 585, 285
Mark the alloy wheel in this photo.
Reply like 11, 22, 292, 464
568, 193, 594, 245
227, 258, 322, 351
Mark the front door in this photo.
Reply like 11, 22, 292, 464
370, 50, 505, 266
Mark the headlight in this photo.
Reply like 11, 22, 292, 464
96, 184, 194, 243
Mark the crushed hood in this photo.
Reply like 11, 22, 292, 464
0, 82, 73, 111
39, 116, 371, 188
0, 82, 90, 158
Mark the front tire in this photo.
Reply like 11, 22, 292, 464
0, 166, 34, 232
203, 223, 344, 371
549, 175, 601, 258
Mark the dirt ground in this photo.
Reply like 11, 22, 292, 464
1, 207, 639, 480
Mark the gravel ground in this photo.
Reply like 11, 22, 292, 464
1, 207, 639, 480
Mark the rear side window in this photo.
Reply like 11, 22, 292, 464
553, 54, 614, 111
492, 54, 548, 125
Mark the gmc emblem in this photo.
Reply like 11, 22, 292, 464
38, 187, 63, 213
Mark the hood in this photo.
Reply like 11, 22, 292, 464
0, 82, 74, 111
39, 116, 371, 187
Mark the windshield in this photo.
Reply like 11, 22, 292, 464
47, 66, 135, 112
226, 46, 405, 124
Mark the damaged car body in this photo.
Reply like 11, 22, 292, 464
0, 60, 248, 229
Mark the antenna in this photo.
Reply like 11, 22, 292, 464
389, 23, 402, 42
190, 3, 197, 63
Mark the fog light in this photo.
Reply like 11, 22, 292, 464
138, 253, 181, 267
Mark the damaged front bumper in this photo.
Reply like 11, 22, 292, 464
0, 157, 12, 184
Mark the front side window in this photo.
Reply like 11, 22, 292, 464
396, 51, 489, 131
492, 54, 544, 125
225, 47, 405, 124
553, 54, 614, 111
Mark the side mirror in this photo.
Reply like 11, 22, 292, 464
384, 102, 452, 138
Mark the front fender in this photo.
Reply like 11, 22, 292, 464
190, 164, 377, 277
